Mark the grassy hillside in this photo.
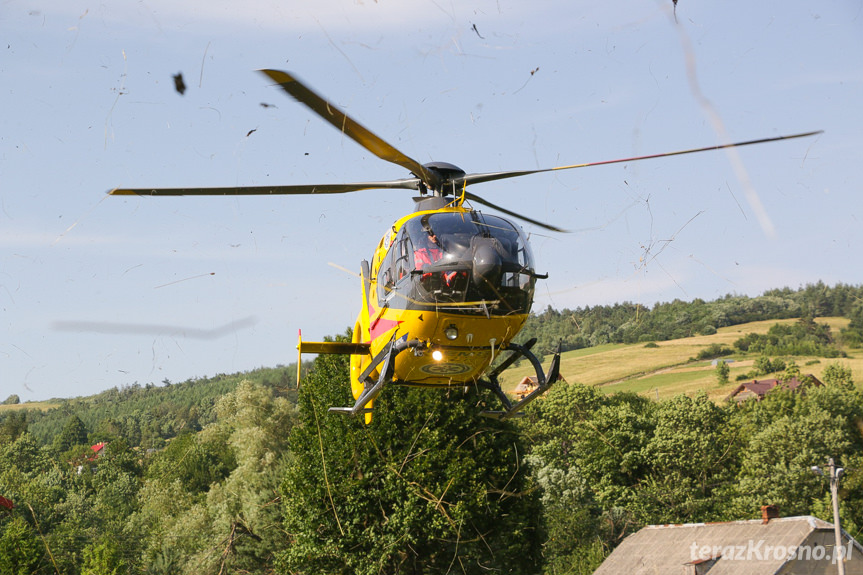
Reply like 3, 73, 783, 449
501, 317, 859, 401
0, 401, 63, 413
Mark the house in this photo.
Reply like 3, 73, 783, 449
513, 374, 566, 399
72, 442, 108, 474
0, 495, 13, 510
593, 514, 863, 575
89, 442, 106, 459
726, 375, 823, 403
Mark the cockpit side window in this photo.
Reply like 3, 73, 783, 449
394, 229, 414, 283
376, 227, 414, 306
376, 243, 395, 304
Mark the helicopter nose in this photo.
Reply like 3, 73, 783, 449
472, 240, 502, 291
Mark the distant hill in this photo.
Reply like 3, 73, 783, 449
502, 316, 859, 400
1, 364, 304, 449
515, 281, 863, 359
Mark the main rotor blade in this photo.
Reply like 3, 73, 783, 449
457, 130, 823, 188
109, 178, 421, 196
260, 69, 433, 186
464, 191, 567, 233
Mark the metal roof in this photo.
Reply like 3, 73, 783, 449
593, 516, 863, 575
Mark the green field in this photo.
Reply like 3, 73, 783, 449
501, 316, 861, 401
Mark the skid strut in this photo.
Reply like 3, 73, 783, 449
328, 338, 423, 417
479, 339, 561, 420
328, 336, 560, 421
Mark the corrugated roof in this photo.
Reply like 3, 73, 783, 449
593, 516, 862, 575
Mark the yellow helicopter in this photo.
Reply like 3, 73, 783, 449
110, 69, 820, 423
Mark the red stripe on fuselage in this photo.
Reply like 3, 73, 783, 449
367, 301, 402, 343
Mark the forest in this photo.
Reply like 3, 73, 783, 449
515, 281, 863, 359
2, 282, 862, 574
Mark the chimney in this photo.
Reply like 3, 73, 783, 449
761, 505, 780, 524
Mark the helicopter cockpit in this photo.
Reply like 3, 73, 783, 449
376, 211, 537, 315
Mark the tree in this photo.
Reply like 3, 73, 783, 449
727, 384, 863, 522
0, 433, 74, 572
715, 361, 730, 385
822, 362, 854, 387
782, 360, 801, 381
278, 336, 541, 575
90, 440, 143, 526
638, 393, 737, 523
184, 380, 297, 573
730, 409, 848, 516
52, 415, 89, 453
2, 394, 20, 405
130, 380, 297, 574
840, 301, 863, 347
80, 538, 127, 575
0, 412, 28, 443
144, 430, 235, 495
755, 355, 788, 376
525, 383, 654, 574
0, 516, 45, 575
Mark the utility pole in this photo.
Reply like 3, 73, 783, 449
811, 457, 846, 575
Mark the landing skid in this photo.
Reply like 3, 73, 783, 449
328, 336, 560, 421
478, 338, 561, 420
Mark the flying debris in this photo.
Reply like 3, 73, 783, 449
172, 72, 186, 95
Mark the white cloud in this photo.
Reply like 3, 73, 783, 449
30, 0, 510, 34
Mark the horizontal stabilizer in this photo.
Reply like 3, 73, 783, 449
295, 330, 371, 389
297, 339, 370, 356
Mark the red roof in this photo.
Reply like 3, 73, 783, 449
727, 375, 823, 402
84, 442, 107, 462
0, 495, 13, 510
742, 378, 782, 396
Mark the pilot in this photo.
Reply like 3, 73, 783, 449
413, 231, 442, 270
414, 232, 459, 287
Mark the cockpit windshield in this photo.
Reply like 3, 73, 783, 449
376, 211, 536, 315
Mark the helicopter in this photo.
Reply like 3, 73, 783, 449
110, 69, 820, 423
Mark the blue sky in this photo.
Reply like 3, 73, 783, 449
2, 0, 861, 402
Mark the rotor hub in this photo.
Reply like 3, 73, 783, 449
418, 162, 466, 195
